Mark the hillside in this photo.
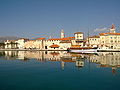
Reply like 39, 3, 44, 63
0, 36, 20, 43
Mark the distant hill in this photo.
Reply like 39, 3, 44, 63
0, 36, 20, 43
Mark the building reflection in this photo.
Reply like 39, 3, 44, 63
88, 52, 120, 74
1, 51, 120, 74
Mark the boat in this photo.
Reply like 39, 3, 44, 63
67, 45, 98, 53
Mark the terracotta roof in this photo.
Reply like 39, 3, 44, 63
48, 38, 62, 40
36, 38, 45, 40
67, 37, 75, 39
89, 35, 100, 38
74, 32, 83, 34
60, 41, 71, 43
61, 38, 70, 40
99, 33, 120, 36
48, 37, 75, 41
49, 44, 60, 48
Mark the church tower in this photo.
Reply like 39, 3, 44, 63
61, 29, 65, 38
110, 24, 115, 33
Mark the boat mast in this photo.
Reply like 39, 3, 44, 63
87, 29, 90, 46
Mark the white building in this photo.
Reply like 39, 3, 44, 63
16, 38, 29, 49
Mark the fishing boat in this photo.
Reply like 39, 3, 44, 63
67, 45, 98, 53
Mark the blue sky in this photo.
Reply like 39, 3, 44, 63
0, 0, 120, 38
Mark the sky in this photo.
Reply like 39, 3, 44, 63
0, 0, 120, 39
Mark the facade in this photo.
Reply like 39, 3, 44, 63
99, 24, 120, 49
72, 32, 84, 46
16, 38, 29, 49
86, 35, 100, 47
4, 24, 120, 50
4, 40, 18, 49
24, 38, 45, 49
43, 37, 73, 50
85, 24, 120, 49
4, 38, 29, 49
99, 33, 120, 49
3, 31, 85, 50
23, 31, 84, 50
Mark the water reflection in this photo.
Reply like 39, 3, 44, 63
0, 51, 120, 74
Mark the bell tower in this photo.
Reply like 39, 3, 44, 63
61, 29, 65, 38
110, 24, 115, 33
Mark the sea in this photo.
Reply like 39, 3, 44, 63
0, 51, 120, 90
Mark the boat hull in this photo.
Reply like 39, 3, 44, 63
67, 47, 98, 53
69, 49, 97, 53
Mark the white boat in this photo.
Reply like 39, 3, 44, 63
67, 46, 98, 53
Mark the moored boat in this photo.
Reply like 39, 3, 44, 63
67, 45, 98, 53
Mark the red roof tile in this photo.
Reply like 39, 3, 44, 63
49, 44, 60, 48
74, 32, 83, 34
48, 37, 75, 41
89, 35, 100, 38
99, 33, 120, 36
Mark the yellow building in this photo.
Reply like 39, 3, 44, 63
86, 24, 120, 49
99, 24, 120, 49
86, 35, 100, 47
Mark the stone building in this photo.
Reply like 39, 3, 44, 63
85, 24, 120, 49
99, 24, 120, 49
4, 30, 84, 50
86, 35, 100, 47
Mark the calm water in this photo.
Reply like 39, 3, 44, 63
0, 51, 120, 90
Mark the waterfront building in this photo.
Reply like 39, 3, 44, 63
0, 43, 5, 49
43, 37, 72, 50
4, 40, 18, 49
4, 38, 29, 49
3, 30, 84, 50
72, 32, 84, 46
85, 24, 120, 49
16, 38, 29, 49
86, 35, 100, 47
99, 24, 120, 49
24, 38, 45, 49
